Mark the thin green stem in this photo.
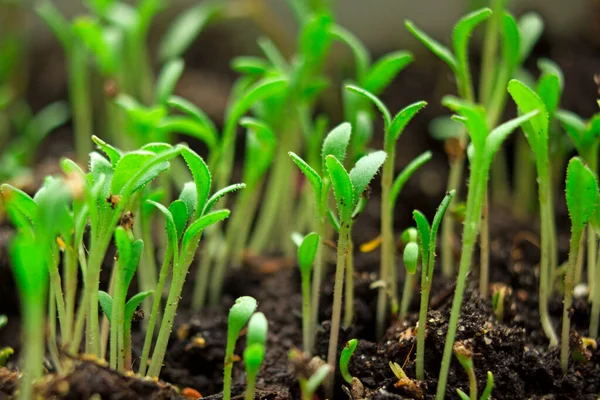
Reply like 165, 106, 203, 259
245, 377, 257, 400
301, 272, 312, 355
398, 271, 415, 322
589, 239, 600, 337
46, 249, 68, 344
123, 319, 133, 371
326, 222, 350, 395
441, 156, 465, 277
64, 237, 78, 346
562, 227, 583, 371
48, 285, 62, 373
139, 246, 173, 376
416, 268, 431, 381
478, 0, 504, 106
137, 219, 158, 327
110, 267, 122, 370
310, 181, 329, 354
100, 260, 117, 360
588, 225, 597, 299
436, 155, 486, 400
18, 295, 46, 400
574, 231, 585, 286
479, 191, 490, 298
344, 241, 354, 328
377, 141, 395, 337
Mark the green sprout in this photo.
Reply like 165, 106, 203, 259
454, 343, 494, 400
325, 149, 386, 383
436, 97, 538, 400
399, 227, 419, 321
289, 122, 352, 354
223, 296, 258, 400
344, 84, 427, 337
508, 77, 560, 345
413, 190, 455, 381
562, 157, 599, 371
244, 312, 268, 400
295, 232, 320, 355
339, 338, 358, 385
289, 349, 332, 400
143, 147, 237, 378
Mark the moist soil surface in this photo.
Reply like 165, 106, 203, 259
2, 32, 600, 399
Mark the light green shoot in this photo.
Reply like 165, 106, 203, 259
223, 296, 258, 400
413, 190, 455, 381
296, 232, 320, 355
325, 150, 386, 387
436, 97, 538, 400
339, 338, 358, 385
562, 157, 599, 371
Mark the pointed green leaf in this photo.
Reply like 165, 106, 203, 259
181, 147, 211, 218
413, 210, 431, 268
167, 95, 218, 140
178, 182, 197, 222
556, 109, 585, 151
124, 290, 153, 324
98, 290, 113, 322
114, 227, 144, 289
168, 200, 188, 241
442, 96, 488, 151
158, 117, 218, 150
182, 209, 230, 250
507, 79, 549, 153
159, 2, 224, 62
452, 8, 492, 82
10, 233, 47, 298
428, 190, 456, 274
326, 155, 354, 222
155, 58, 185, 105
500, 13, 520, 77
72, 16, 116, 74
203, 184, 245, 215
389, 101, 427, 142
231, 56, 270, 76
329, 24, 370, 83
405, 20, 457, 73
485, 110, 539, 160
147, 200, 178, 254
298, 232, 319, 280
321, 122, 352, 166
111, 150, 169, 195
306, 364, 331, 394
349, 151, 386, 204
1, 184, 38, 227
36, 1, 72, 50
363, 51, 413, 95
289, 152, 322, 199
345, 85, 391, 130
26, 101, 70, 143
92, 136, 122, 167
390, 151, 432, 209
566, 157, 599, 229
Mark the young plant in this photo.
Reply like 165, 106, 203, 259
143, 146, 238, 377
405, 8, 491, 278
289, 349, 332, 400
399, 227, 419, 321
289, 122, 352, 354
562, 157, 598, 371
222, 296, 258, 400
244, 312, 268, 400
339, 338, 358, 385
98, 289, 153, 371
344, 84, 427, 337
294, 232, 320, 355
326, 150, 386, 384
413, 189, 455, 381
436, 98, 538, 400
508, 78, 560, 345
454, 342, 494, 400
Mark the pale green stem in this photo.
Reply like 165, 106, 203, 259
310, 181, 329, 355
436, 154, 486, 400
326, 222, 351, 395
101, 260, 117, 361
46, 249, 68, 344
479, 191, 490, 298
344, 241, 354, 328
48, 285, 62, 373
588, 225, 597, 300
64, 238, 78, 346
377, 142, 395, 337
110, 267, 122, 370
561, 227, 583, 371
416, 265, 431, 381
139, 246, 173, 376
137, 219, 158, 327
301, 271, 312, 355
245, 376, 257, 400
589, 240, 600, 337
18, 295, 46, 400
575, 231, 585, 286
123, 319, 133, 371
398, 271, 415, 322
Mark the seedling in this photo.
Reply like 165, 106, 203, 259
491, 284, 511, 321
223, 296, 258, 400
345, 84, 427, 336
326, 149, 386, 383
508, 77, 560, 345
454, 342, 494, 400
289, 122, 352, 353
413, 190, 455, 381
143, 146, 237, 377
244, 312, 268, 400
399, 227, 419, 321
562, 157, 598, 371
436, 97, 537, 400
339, 338, 358, 385
289, 349, 332, 400
98, 289, 153, 371
389, 361, 424, 399
294, 232, 320, 355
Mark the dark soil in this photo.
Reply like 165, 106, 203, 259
2, 22, 600, 399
